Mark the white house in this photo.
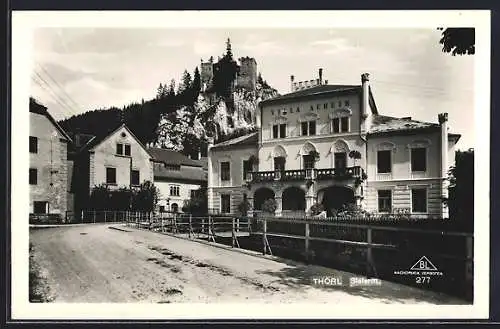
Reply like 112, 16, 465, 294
207, 70, 461, 218
148, 147, 207, 213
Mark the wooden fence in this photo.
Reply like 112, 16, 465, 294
35, 210, 473, 300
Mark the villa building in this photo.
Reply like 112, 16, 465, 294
207, 70, 461, 218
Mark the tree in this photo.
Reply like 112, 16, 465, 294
132, 181, 160, 212
438, 28, 475, 56
447, 149, 474, 226
182, 187, 207, 215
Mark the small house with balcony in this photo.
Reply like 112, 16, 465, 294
207, 70, 461, 218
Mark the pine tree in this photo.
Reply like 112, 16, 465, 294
192, 67, 201, 93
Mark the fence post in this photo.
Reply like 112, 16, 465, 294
305, 221, 310, 261
366, 227, 374, 278
232, 217, 235, 248
262, 218, 267, 255
81, 210, 84, 223
236, 217, 240, 232
93, 210, 96, 224
114, 211, 117, 222
189, 214, 192, 238
465, 236, 473, 299
104, 211, 107, 223
202, 218, 205, 235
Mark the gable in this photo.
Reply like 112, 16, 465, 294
92, 125, 152, 160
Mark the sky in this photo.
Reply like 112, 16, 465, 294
31, 28, 475, 149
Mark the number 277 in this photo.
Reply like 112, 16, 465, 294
416, 277, 430, 284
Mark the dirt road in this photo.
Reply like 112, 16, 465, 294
29, 224, 465, 304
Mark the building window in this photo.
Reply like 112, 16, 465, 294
296, 107, 300, 112
271, 110, 274, 115
220, 162, 230, 181
378, 190, 392, 213
116, 143, 123, 155
279, 124, 287, 138
345, 100, 350, 106
301, 121, 316, 136
332, 118, 340, 133
124, 144, 131, 156
29, 168, 37, 185
411, 148, 427, 172
316, 104, 320, 110
170, 185, 180, 196
412, 188, 427, 213
334, 152, 347, 169
159, 205, 165, 212
332, 117, 349, 133
303, 155, 315, 169
33, 201, 48, 214
221, 194, 231, 214
274, 156, 286, 172
290, 107, 293, 113
273, 123, 287, 138
106, 167, 116, 184
340, 117, 349, 132
190, 190, 198, 199
338, 101, 342, 107
131, 170, 140, 186
29, 136, 38, 153
324, 103, 328, 109
377, 150, 392, 173
243, 160, 252, 180
331, 102, 335, 108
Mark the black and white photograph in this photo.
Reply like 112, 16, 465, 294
11, 10, 490, 320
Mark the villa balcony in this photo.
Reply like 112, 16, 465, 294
246, 166, 364, 183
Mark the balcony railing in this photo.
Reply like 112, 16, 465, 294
246, 166, 363, 183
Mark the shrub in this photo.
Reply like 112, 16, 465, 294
237, 200, 251, 216
261, 198, 277, 214
310, 203, 325, 216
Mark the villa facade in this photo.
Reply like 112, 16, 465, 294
207, 70, 461, 218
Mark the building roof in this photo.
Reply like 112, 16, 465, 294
153, 163, 207, 183
29, 98, 72, 142
76, 124, 153, 159
368, 115, 440, 135
211, 132, 259, 150
260, 84, 361, 105
147, 147, 203, 167
196, 157, 209, 171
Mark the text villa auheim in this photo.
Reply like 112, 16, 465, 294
312, 276, 382, 287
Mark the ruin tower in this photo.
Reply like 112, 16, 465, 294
236, 57, 257, 91
200, 58, 214, 91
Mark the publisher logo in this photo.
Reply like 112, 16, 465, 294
410, 256, 438, 271
394, 256, 444, 277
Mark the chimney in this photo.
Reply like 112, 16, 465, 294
290, 75, 295, 92
361, 73, 371, 132
439, 112, 449, 218
319, 68, 323, 84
